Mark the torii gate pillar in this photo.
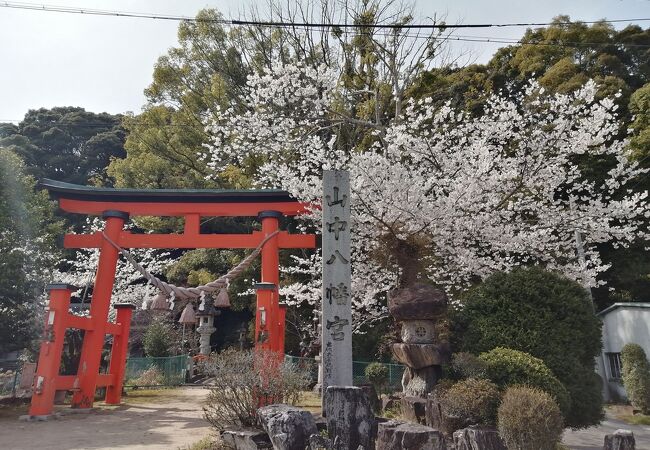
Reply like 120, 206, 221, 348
258, 211, 283, 353
72, 210, 129, 409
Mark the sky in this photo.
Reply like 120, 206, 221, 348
0, 0, 648, 122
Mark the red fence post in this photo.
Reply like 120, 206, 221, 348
28, 284, 76, 417
71, 210, 128, 409
104, 303, 135, 405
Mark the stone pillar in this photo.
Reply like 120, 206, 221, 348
321, 170, 353, 406
325, 386, 376, 450
389, 283, 449, 397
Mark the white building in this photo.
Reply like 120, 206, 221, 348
597, 302, 650, 402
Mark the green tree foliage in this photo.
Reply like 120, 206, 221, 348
0, 148, 62, 353
364, 362, 389, 393
629, 83, 650, 162
621, 343, 650, 414
454, 268, 604, 428
478, 347, 571, 419
107, 9, 251, 190
143, 318, 175, 357
0, 107, 125, 185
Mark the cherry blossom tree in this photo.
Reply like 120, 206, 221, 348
204, 63, 648, 332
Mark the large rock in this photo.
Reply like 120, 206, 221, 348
392, 343, 450, 369
400, 396, 427, 425
376, 420, 446, 450
604, 429, 635, 450
359, 384, 381, 414
453, 426, 506, 450
220, 429, 272, 450
257, 404, 317, 450
308, 433, 331, 450
425, 394, 465, 436
324, 386, 376, 450
388, 283, 447, 321
381, 394, 402, 413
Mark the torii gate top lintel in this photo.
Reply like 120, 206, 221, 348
40, 178, 311, 217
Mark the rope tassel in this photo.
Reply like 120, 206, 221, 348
214, 287, 230, 308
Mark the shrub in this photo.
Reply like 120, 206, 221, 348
365, 362, 389, 393
438, 378, 501, 426
479, 347, 571, 417
453, 267, 603, 428
143, 318, 174, 357
451, 352, 488, 379
498, 386, 564, 450
202, 349, 310, 430
133, 365, 165, 386
621, 343, 650, 414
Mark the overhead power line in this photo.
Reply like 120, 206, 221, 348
1, 2, 649, 30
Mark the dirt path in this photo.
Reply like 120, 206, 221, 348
562, 413, 650, 450
0, 387, 214, 450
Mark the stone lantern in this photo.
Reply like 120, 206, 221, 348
388, 283, 449, 397
196, 298, 220, 356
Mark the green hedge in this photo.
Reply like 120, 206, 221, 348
479, 347, 571, 417
453, 267, 603, 428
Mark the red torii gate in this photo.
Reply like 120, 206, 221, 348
28, 179, 315, 417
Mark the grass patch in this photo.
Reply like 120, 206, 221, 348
619, 414, 650, 425
606, 404, 650, 425
120, 387, 185, 404
295, 390, 321, 414
179, 436, 218, 450
0, 402, 29, 420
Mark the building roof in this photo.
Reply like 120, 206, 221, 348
597, 302, 650, 317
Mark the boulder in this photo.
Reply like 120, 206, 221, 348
376, 420, 446, 450
381, 394, 402, 413
359, 384, 381, 414
388, 283, 447, 321
220, 429, 272, 450
325, 386, 377, 450
308, 433, 331, 450
400, 396, 427, 425
604, 429, 635, 450
453, 426, 506, 450
425, 394, 465, 436
392, 343, 449, 369
313, 415, 328, 432
257, 404, 317, 450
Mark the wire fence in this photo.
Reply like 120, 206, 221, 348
284, 355, 405, 389
124, 355, 190, 387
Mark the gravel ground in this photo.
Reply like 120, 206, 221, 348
562, 413, 650, 450
0, 387, 214, 450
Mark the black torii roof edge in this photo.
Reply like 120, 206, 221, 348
38, 179, 300, 204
